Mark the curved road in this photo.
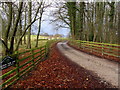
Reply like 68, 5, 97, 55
57, 42, 119, 87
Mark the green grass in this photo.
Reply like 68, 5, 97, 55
1, 35, 67, 54
2, 35, 48, 53
16, 39, 48, 52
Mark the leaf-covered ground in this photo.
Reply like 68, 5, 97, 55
11, 43, 112, 88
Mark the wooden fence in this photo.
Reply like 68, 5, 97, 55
69, 40, 120, 60
0, 41, 50, 89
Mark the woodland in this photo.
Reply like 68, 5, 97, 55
0, 1, 119, 55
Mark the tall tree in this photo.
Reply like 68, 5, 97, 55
118, 2, 120, 44
78, 2, 85, 40
96, 2, 105, 42
9, 2, 23, 54
35, 6, 43, 47
15, 2, 42, 51
3, 2, 12, 54
66, 1, 76, 39
35, 1, 51, 47
27, 2, 32, 49
23, 6, 27, 44
108, 2, 115, 43
19, 16, 22, 45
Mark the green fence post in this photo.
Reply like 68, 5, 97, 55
31, 49, 35, 67
90, 42, 92, 53
87, 42, 91, 52
102, 44, 104, 56
77, 41, 79, 48
46, 41, 49, 58
79, 40, 81, 49
16, 51, 20, 79
83, 41, 85, 50
72, 39, 74, 46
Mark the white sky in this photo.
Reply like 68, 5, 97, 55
32, 1, 70, 37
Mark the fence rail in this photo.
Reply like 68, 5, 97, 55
0, 39, 66, 89
0, 41, 50, 89
69, 40, 120, 60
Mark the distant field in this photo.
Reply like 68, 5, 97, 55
1, 35, 67, 54
1, 35, 48, 54
31, 35, 49, 41
17, 35, 48, 52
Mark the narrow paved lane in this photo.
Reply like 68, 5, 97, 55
57, 42, 119, 87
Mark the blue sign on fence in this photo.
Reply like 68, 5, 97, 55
0, 56, 16, 70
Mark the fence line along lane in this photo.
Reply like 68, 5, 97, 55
69, 40, 120, 61
0, 44, 49, 89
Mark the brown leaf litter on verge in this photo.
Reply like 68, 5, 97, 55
11, 43, 113, 88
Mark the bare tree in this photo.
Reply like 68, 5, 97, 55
27, 2, 32, 49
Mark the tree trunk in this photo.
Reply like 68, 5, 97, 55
15, 2, 41, 51
66, 1, 76, 40
9, 2, 23, 54
27, 2, 32, 49
118, 2, 120, 44
19, 17, 22, 45
1, 13, 6, 55
108, 2, 115, 43
3, 2, 12, 55
79, 2, 85, 40
24, 8, 27, 44
35, 11, 43, 47
95, 2, 105, 42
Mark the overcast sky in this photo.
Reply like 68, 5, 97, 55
32, 2, 70, 37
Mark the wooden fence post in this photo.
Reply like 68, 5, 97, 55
102, 44, 104, 56
72, 39, 75, 45
83, 41, 85, 49
90, 42, 93, 53
45, 41, 49, 58
16, 51, 20, 79
79, 40, 81, 49
31, 49, 35, 67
